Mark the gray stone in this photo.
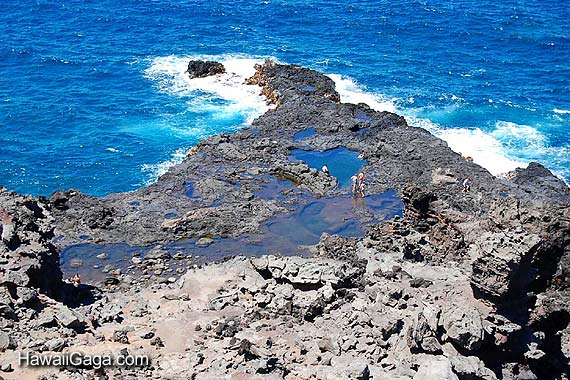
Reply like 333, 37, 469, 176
112, 329, 130, 344
196, 237, 214, 247
1, 270, 28, 287
35, 311, 56, 327
44, 337, 66, 352
55, 305, 84, 329
139, 329, 155, 339
407, 311, 442, 353
413, 357, 458, 380
145, 247, 170, 261
450, 356, 497, 380
96, 302, 123, 323
0, 332, 15, 352
1, 222, 15, 243
331, 356, 370, 380
16, 287, 38, 303
470, 231, 541, 301
441, 301, 484, 351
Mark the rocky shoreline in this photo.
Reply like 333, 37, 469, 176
0, 60, 569, 379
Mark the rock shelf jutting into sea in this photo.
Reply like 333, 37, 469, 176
0, 60, 569, 379
1, 0, 569, 196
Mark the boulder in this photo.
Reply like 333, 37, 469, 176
508, 162, 570, 199
440, 301, 484, 351
470, 231, 541, 301
0, 332, 15, 352
186, 60, 225, 79
44, 337, 66, 352
413, 357, 458, 380
55, 305, 85, 329
407, 310, 442, 353
450, 356, 497, 380
145, 247, 171, 261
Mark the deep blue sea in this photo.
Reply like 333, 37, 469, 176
1, 0, 568, 196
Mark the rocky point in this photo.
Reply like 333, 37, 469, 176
0, 60, 568, 380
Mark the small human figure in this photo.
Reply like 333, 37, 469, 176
462, 176, 472, 192
322, 164, 329, 175
358, 172, 365, 197
353, 193, 365, 210
71, 273, 81, 287
351, 175, 358, 195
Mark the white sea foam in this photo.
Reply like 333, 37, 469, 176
328, 72, 534, 176
553, 108, 570, 114
144, 54, 274, 125
408, 117, 529, 175
141, 148, 188, 186
141, 54, 276, 183
327, 74, 398, 113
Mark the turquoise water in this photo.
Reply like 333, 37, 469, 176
1, 0, 568, 196
290, 148, 366, 188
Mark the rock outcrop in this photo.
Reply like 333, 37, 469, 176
0, 61, 569, 379
186, 60, 225, 79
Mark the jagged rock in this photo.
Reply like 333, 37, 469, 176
407, 310, 442, 353
450, 356, 497, 380
0, 61, 569, 380
44, 338, 66, 352
0, 333, 15, 352
247, 60, 340, 104
470, 231, 541, 301
55, 305, 85, 329
94, 301, 123, 323
401, 184, 437, 216
16, 287, 38, 303
413, 357, 459, 380
0, 223, 14, 244
145, 247, 170, 261
1, 270, 29, 287
186, 60, 225, 79
213, 318, 240, 338
112, 329, 129, 344
35, 311, 57, 327
508, 162, 570, 199
441, 300, 484, 351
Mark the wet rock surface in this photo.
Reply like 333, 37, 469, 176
186, 60, 226, 79
0, 61, 569, 379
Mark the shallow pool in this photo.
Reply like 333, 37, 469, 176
290, 147, 366, 188
59, 189, 403, 284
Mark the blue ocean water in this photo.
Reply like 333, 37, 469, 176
1, 0, 568, 196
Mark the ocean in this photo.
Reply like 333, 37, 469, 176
1, 0, 568, 196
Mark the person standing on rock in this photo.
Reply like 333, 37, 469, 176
351, 174, 358, 195
322, 164, 329, 175
358, 172, 366, 197
71, 273, 81, 287
462, 176, 472, 192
